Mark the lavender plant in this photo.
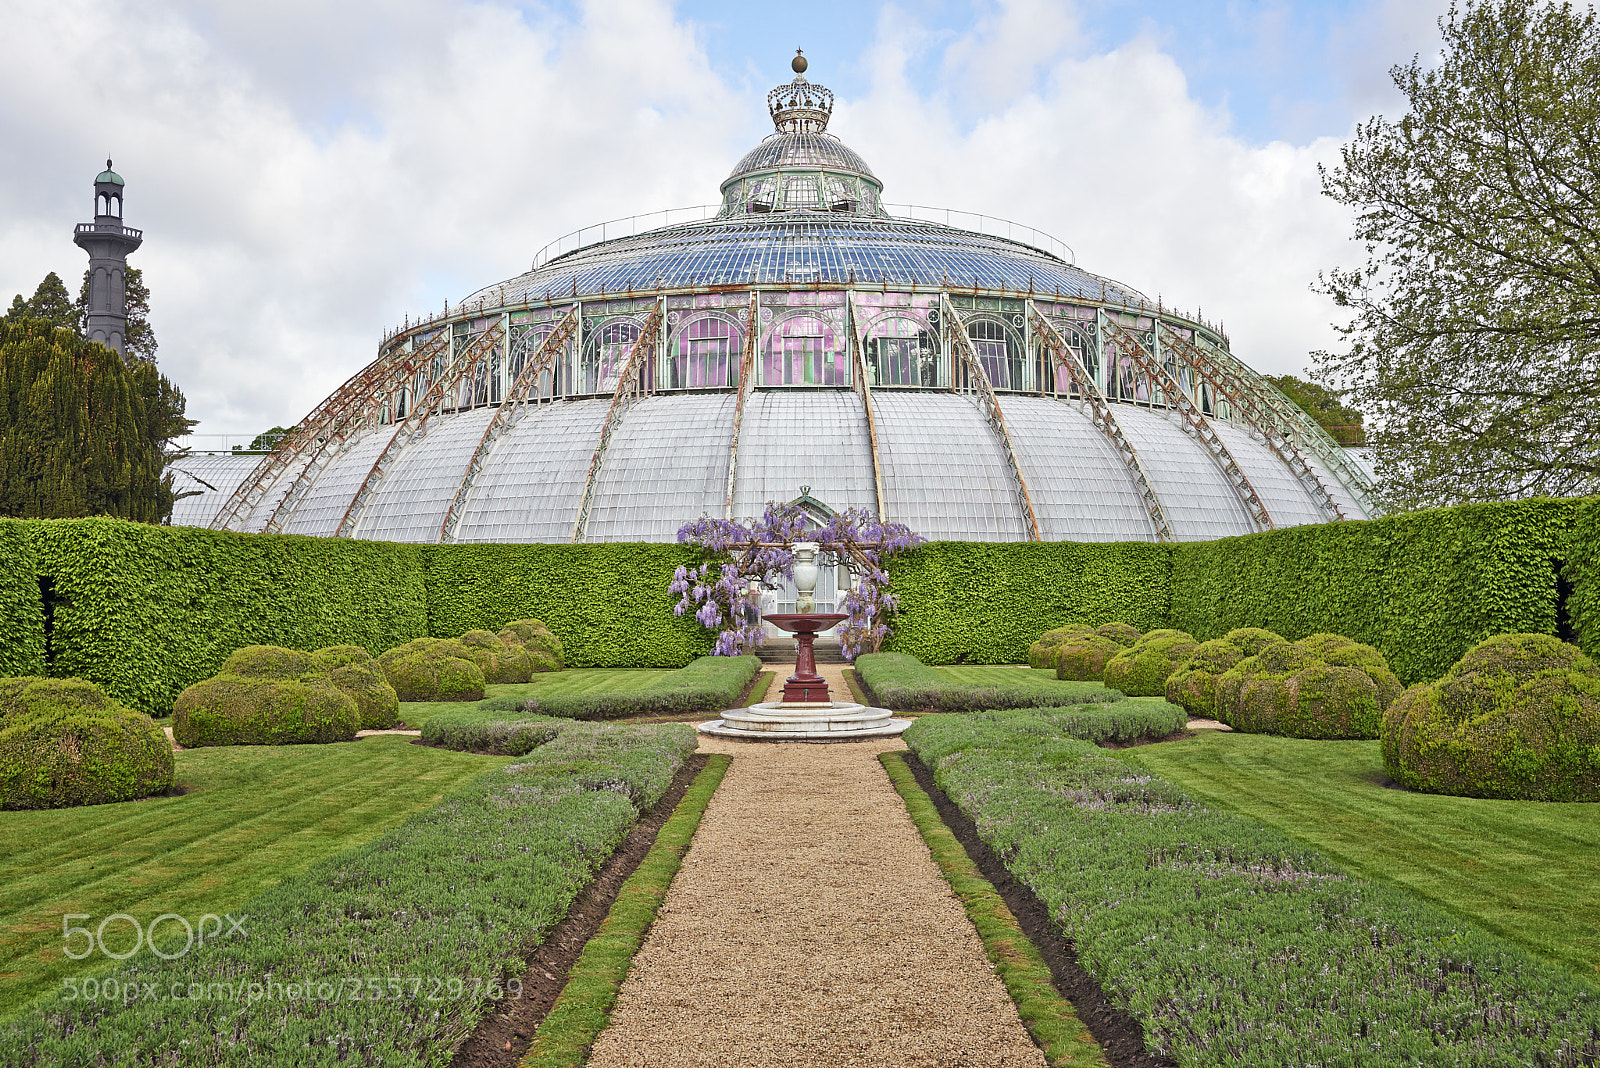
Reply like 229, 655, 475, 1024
670, 503, 922, 660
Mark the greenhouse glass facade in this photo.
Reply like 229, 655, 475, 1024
177, 61, 1376, 545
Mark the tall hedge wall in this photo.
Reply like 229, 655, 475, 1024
27, 518, 429, 716
427, 543, 710, 668
1566, 497, 1600, 660
0, 519, 44, 676
1170, 498, 1583, 685
882, 540, 1172, 664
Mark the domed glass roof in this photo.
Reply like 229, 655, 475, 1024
191, 58, 1378, 549
722, 132, 878, 188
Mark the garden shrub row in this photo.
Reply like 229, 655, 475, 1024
1171, 497, 1584, 685
0, 718, 699, 1066
854, 652, 1122, 713
424, 656, 760, 737
905, 713, 1600, 1067
425, 543, 708, 669
9, 520, 706, 717
882, 540, 1172, 664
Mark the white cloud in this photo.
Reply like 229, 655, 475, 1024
0, 0, 1408, 437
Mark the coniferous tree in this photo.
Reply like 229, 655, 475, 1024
0, 318, 191, 521
3, 273, 80, 332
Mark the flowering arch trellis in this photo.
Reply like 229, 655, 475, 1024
669, 503, 923, 660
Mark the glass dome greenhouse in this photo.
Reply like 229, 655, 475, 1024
182, 57, 1376, 545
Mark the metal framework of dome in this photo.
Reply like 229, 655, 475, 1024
184, 57, 1378, 546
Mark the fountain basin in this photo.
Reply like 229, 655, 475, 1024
698, 700, 911, 741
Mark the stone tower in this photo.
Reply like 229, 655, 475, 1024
72, 159, 143, 359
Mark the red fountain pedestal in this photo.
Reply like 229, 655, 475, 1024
765, 612, 848, 704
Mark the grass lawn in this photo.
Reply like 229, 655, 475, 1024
936, 665, 1122, 696
1127, 730, 1600, 985
0, 736, 508, 1019
398, 668, 677, 729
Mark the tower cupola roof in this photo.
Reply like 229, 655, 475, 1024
95, 159, 125, 187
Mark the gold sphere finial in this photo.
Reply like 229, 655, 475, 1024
792, 48, 807, 74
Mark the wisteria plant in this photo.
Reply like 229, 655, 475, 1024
670, 503, 922, 660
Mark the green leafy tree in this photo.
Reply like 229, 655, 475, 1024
1315, 0, 1600, 508
237, 425, 294, 453
3, 273, 80, 332
76, 266, 157, 364
0, 318, 193, 522
1266, 375, 1366, 445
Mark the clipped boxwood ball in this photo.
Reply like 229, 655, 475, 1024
1095, 622, 1142, 648
0, 677, 174, 809
1056, 633, 1122, 681
1029, 625, 1093, 670
1219, 633, 1401, 739
220, 645, 322, 680
1166, 628, 1286, 718
378, 638, 486, 702
1382, 633, 1600, 801
172, 674, 359, 748
1103, 630, 1197, 697
459, 630, 534, 684
312, 645, 399, 730
498, 619, 564, 672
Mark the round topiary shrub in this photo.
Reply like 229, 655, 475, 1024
1056, 633, 1121, 681
459, 630, 534, 684
1095, 622, 1142, 648
0, 677, 174, 809
1165, 628, 1286, 718
498, 619, 564, 673
1029, 625, 1093, 670
1103, 629, 1198, 696
220, 645, 323, 679
378, 638, 486, 702
173, 674, 359, 748
1218, 633, 1401, 739
312, 646, 399, 730
1382, 633, 1600, 800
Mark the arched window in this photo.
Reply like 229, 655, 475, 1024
581, 319, 640, 394
763, 314, 847, 386
745, 178, 775, 213
666, 315, 740, 389
967, 318, 1024, 390
865, 317, 937, 387
783, 176, 820, 210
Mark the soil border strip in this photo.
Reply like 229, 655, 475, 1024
880, 751, 1107, 1067
899, 750, 1175, 1068
450, 752, 715, 1068
515, 753, 733, 1068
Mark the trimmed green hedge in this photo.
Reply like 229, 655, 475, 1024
27, 518, 429, 716
1171, 498, 1584, 685
855, 653, 1122, 713
882, 541, 1171, 664
1568, 498, 1600, 660
0, 520, 44, 676
426, 543, 709, 668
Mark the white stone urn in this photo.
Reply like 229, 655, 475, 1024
792, 542, 819, 613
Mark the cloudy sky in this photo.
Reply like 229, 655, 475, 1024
0, 0, 1444, 443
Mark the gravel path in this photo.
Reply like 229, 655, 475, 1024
584, 736, 1048, 1068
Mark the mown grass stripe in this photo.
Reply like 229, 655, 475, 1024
518, 753, 732, 1068
880, 750, 1106, 1068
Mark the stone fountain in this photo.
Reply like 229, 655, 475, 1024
698, 542, 910, 741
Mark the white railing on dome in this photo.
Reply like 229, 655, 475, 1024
884, 204, 1075, 265
525, 201, 1078, 273
169, 434, 263, 454
531, 205, 723, 269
